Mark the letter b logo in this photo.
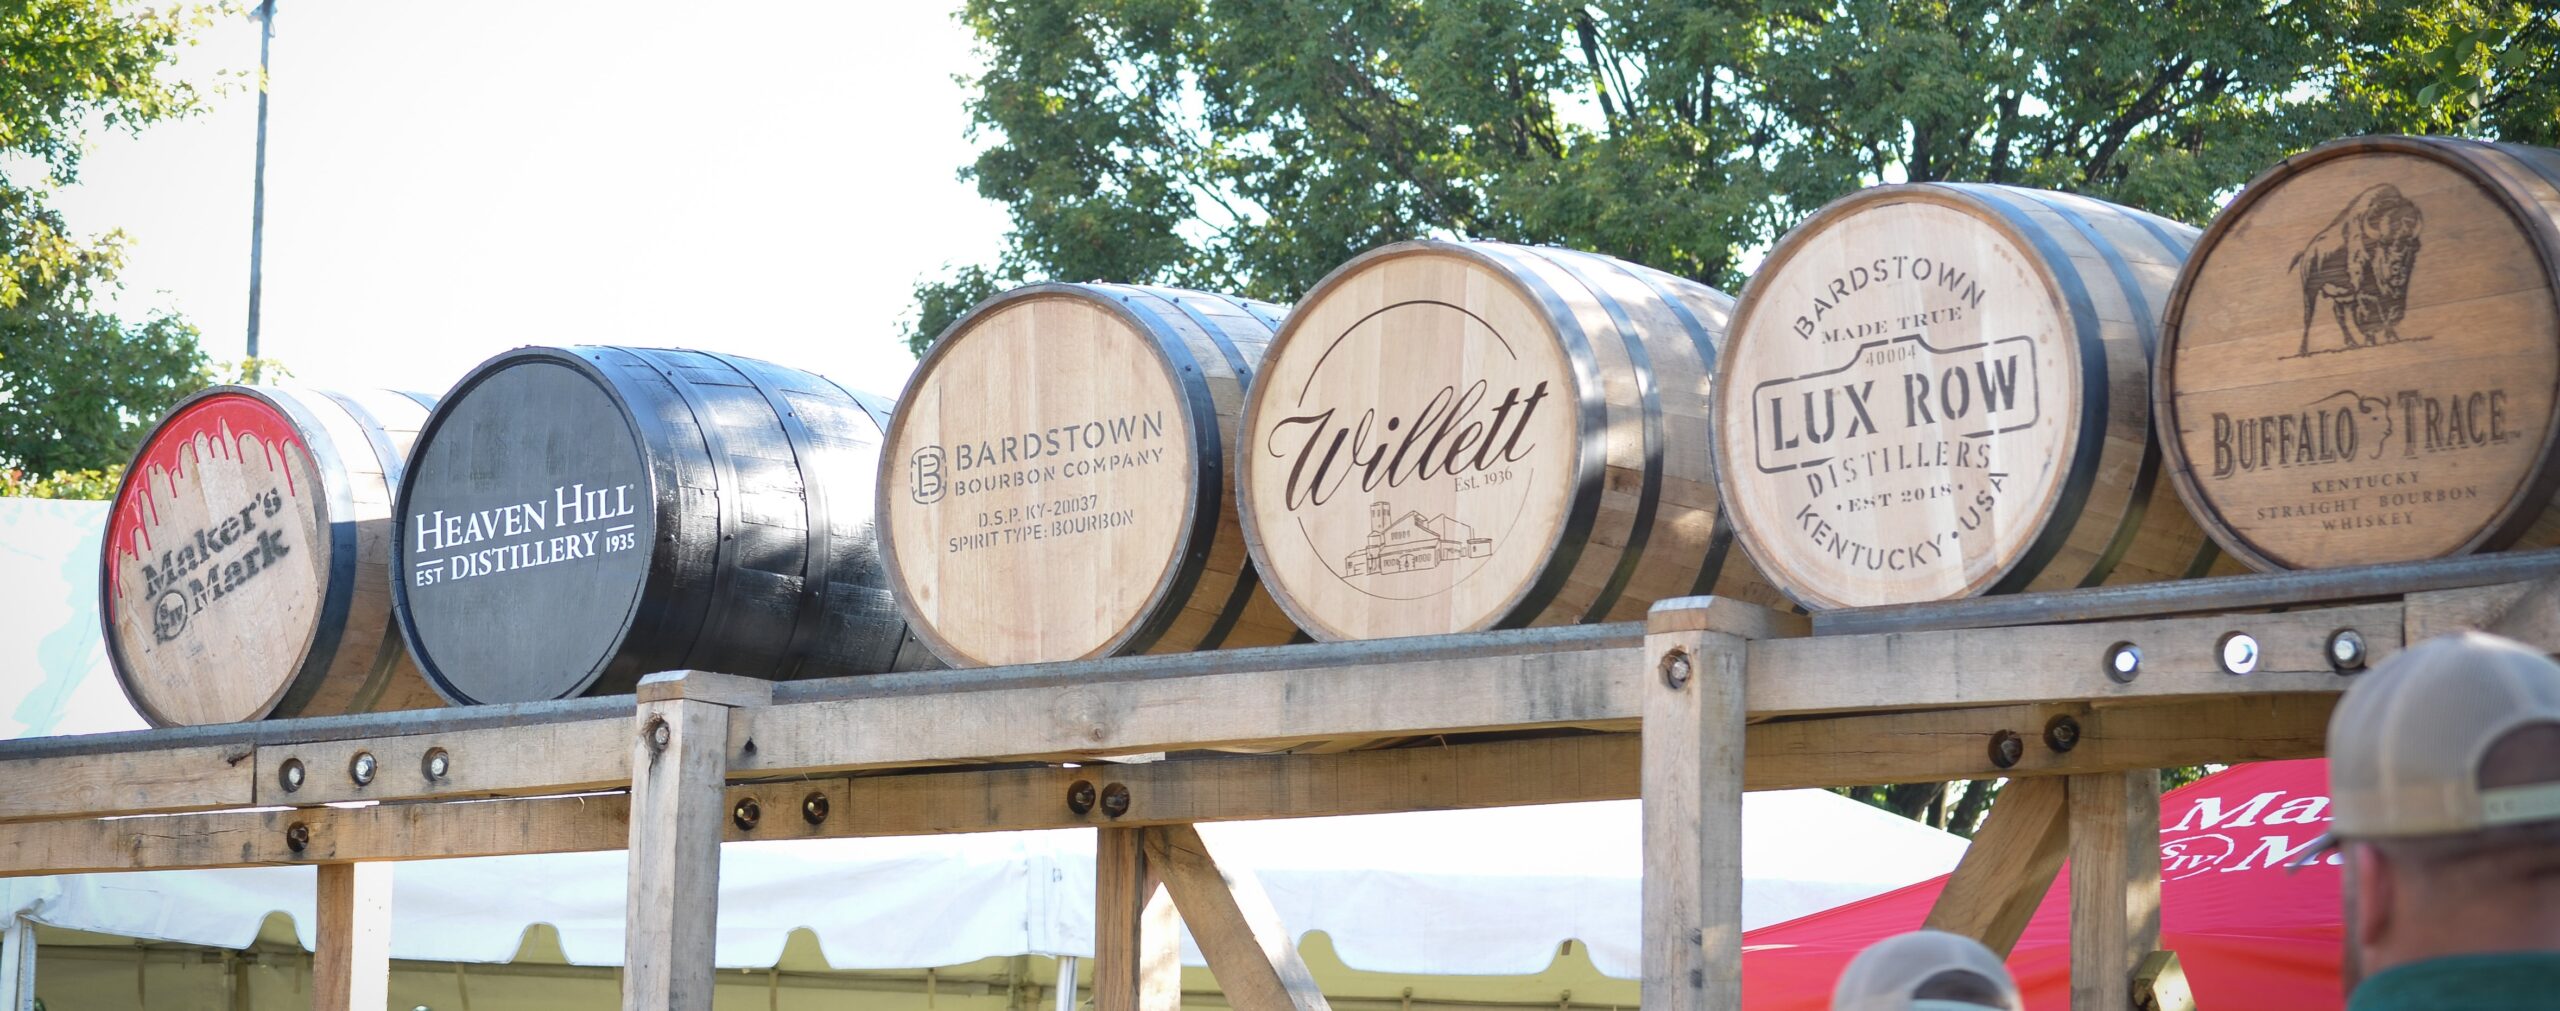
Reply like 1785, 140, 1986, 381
910, 447, 946, 504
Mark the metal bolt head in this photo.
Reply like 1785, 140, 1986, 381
731, 797, 762, 832
284, 821, 311, 853
2327, 628, 2368, 672
645, 717, 672, 752
1099, 782, 1132, 819
1065, 779, 1097, 815
801, 792, 830, 825
1988, 730, 2025, 769
349, 751, 377, 786
422, 748, 451, 781
279, 758, 306, 793
2104, 642, 2142, 684
1659, 648, 1693, 690
2218, 632, 2261, 676
2042, 715, 2082, 753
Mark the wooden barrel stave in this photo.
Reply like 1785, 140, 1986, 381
2156, 136, 2560, 571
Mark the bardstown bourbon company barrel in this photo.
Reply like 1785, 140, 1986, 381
393, 347, 933, 705
881, 283, 1301, 667
1714, 184, 2230, 610
102, 387, 442, 726
2157, 136, 2560, 570
1237, 240, 1781, 641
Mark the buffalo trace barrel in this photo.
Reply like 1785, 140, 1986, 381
391, 347, 934, 705
1235, 240, 1782, 642
102, 386, 443, 726
880, 283, 1302, 667
1712, 183, 2237, 611
2156, 136, 2560, 570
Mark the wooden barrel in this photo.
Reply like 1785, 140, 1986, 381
391, 346, 935, 705
1235, 240, 1781, 641
880, 283, 1301, 667
2156, 136, 2560, 570
101, 386, 443, 726
1712, 183, 2234, 610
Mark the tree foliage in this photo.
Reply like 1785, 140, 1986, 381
909, 0, 2559, 355
0, 1, 219, 480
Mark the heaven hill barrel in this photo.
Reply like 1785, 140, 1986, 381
1236, 240, 1780, 641
102, 386, 442, 726
1713, 184, 2231, 610
392, 347, 933, 704
2157, 136, 2560, 570
881, 283, 1301, 667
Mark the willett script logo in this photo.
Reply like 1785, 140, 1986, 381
910, 446, 947, 504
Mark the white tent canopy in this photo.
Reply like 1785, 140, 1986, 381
0, 498, 1966, 979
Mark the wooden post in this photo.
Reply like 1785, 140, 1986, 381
312, 862, 393, 1011
2068, 771, 2163, 1011
1923, 776, 2069, 954
0, 913, 35, 1011
1145, 824, 1328, 1010
1641, 598, 1760, 1009
1095, 827, 1179, 1011
623, 671, 771, 1011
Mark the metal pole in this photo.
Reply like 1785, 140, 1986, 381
1051, 955, 1078, 1011
244, 0, 275, 365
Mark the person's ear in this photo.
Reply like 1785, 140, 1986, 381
2353, 843, 2395, 947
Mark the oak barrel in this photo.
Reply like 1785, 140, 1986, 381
102, 386, 443, 726
392, 346, 934, 705
881, 283, 1301, 667
2156, 135, 2560, 570
1713, 183, 2233, 610
1236, 240, 1781, 641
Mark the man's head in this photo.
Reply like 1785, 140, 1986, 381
1831, 929, 2020, 1011
2320, 631, 2560, 988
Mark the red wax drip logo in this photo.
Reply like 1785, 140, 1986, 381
106, 394, 310, 605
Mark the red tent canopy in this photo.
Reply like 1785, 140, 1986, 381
1740, 759, 2344, 1009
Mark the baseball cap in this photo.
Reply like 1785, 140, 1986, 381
1831, 930, 2021, 1011
2290, 631, 2560, 868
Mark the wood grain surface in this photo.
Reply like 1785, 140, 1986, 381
2157, 136, 2560, 571
1716, 184, 2231, 609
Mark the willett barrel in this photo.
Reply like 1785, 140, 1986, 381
881, 283, 1301, 667
392, 347, 933, 704
1713, 183, 2231, 610
2157, 136, 2560, 570
102, 386, 442, 726
1236, 240, 1780, 641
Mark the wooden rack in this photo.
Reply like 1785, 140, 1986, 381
8, 549, 2560, 1011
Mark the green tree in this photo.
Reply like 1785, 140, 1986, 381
0, 1, 220, 486
903, 0, 2475, 352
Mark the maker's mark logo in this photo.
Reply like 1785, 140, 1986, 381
2290, 183, 2425, 356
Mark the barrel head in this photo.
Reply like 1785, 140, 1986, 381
396, 357, 654, 703
1715, 189, 2091, 609
1239, 244, 1586, 640
102, 390, 337, 725
2159, 138, 2560, 570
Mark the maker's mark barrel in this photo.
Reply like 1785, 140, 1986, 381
881, 283, 1300, 667
393, 347, 933, 705
1237, 240, 1780, 641
1714, 184, 2232, 610
103, 386, 442, 726
2157, 136, 2560, 570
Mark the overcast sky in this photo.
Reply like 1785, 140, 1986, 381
51, 1, 1008, 400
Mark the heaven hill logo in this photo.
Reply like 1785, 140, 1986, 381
2290, 183, 2426, 356
1259, 299, 1563, 596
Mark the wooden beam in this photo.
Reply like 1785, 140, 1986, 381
0, 745, 254, 824
1145, 824, 1328, 1010
311, 862, 392, 1011
1923, 777, 2068, 954
1094, 828, 1178, 1011
254, 717, 630, 807
622, 672, 768, 1011
2068, 771, 2163, 1011
1641, 599, 1750, 1010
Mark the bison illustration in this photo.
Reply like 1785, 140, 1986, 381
2290, 183, 2423, 355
